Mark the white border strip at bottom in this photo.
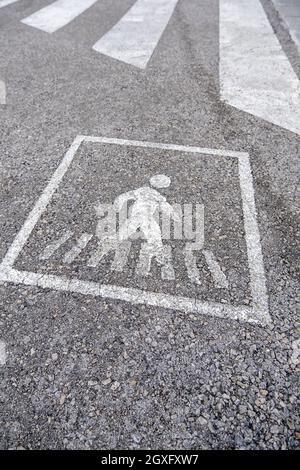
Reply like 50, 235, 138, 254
0, 268, 268, 325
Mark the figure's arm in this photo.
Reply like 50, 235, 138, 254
113, 190, 136, 212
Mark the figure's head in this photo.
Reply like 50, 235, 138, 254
149, 174, 171, 189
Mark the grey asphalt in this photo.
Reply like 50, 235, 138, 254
0, 0, 299, 450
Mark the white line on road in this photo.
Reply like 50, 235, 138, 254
0, 135, 83, 271
220, 0, 300, 135
0, 0, 19, 9
238, 152, 269, 316
93, 0, 179, 69
0, 268, 267, 325
21, 0, 98, 34
0, 340, 6, 366
203, 250, 228, 289
0, 80, 5, 104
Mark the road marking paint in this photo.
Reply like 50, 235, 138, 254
238, 152, 269, 316
184, 247, 202, 286
0, 268, 266, 325
0, 80, 6, 104
220, 0, 300, 135
0, 136, 271, 326
290, 339, 300, 367
92, 0, 179, 69
160, 246, 175, 281
0, 135, 83, 271
203, 250, 228, 289
0, 0, 19, 9
88, 236, 116, 268
272, 0, 300, 51
0, 340, 6, 366
136, 243, 175, 280
39, 230, 73, 260
111, 241, 131, 272
21, 0, 98, 34
63, 232, 92, 263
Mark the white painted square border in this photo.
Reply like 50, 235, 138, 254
0, 135, 271, 325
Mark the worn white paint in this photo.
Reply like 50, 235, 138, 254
21, 0, 98, 33
110, 240, 131, 272
238, 152, 269, 316
88, 236, 116, 268
136, 243, 175, 280
0, 80, 6, 104
0, 340, 6, 366
184, 247, 202, 286
0, 135, 271, 326
160, 245, 175, 281
203, 250, 228, 289
63, 232, 92, 263
39, 230, 73, 260
0, 135, 83, 271
93, 0, 179, 68
90, 175, 179, 277
184, 248, 228, 289
220, 0, 300, 135
290, 338, 300, 366
272, 0, 300, 51
0, 267, 267, 325
117, 175, 177, 249
0, 0, 19, 9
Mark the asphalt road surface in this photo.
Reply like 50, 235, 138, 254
0, 0, 299, 450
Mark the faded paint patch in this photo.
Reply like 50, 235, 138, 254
0, 340, 6, 366
0, 80, 6, 104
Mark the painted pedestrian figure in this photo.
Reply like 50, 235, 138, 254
115, 174, 179, 250
39, 173, 227, 287
91, 174, 179, 279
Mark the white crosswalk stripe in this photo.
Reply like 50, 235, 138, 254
220, 0, 300, 135
3, 0, 300, 134
20, 0, 179, 69
21, 0, 98, 33
92, 0, 179, 69
0, 80, 6, 104
0, 0, 19, 9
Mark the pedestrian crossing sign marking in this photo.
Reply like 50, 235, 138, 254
0, 136, 270, 325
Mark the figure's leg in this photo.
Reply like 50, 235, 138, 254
184, 244, 202, 286
136, 243, 152, 277
160, 245, 175, 281
136, 242, 175, 280
142, 220, 163, 246
111, 240, 132, 272
118, 218, 141, 241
